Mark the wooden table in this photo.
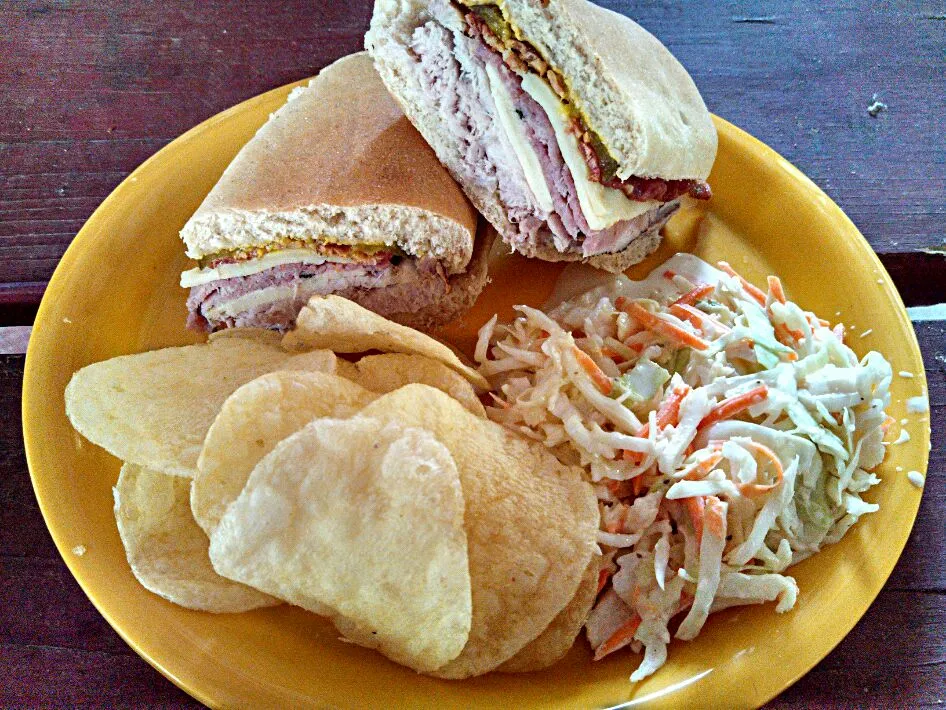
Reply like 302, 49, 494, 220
2, 1, 943, 706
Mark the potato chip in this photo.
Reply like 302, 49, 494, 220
280, 349, 339, 373
357, 385, 599, 678
192, 371, 376, 536
350, 353, 485, 417
282, 295, 488, 390
209, 329, 340, 375
334, 357, 360, 381
209, 418, 471, 672
64, 339, 336, 477
208, 327, 283, 346
113, 462, 278, 612
498, 555, 600, 673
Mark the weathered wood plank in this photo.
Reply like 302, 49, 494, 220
765, 591, 946, 709
878, 253, 946, 308
0, 644, 200, 708
0, 355, 59, 560
2, 556, 942, 708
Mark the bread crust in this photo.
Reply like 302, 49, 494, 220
389, 222, 497, 329
366, 0, 711, 272
181, 53, 478, 274
499, 0, 718, 180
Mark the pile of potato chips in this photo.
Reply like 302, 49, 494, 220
65, 295, 600, 677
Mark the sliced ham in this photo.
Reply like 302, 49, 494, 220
187, 257, 448, 332
464, 6, 711, 202
410, 1, 678, 259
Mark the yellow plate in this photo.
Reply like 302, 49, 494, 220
23, 79, 929, 709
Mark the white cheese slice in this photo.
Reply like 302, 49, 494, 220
519, 73, 659, 232
203, 285, 297, 320
485, 63, 554, 212
180, 249, 362, 288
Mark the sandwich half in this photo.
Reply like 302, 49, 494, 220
366, 0, 717, 272
180, 52, 492, 332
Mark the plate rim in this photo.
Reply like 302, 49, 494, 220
21, 76, 929, 709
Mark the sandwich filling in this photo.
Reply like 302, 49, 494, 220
395, 0, 706, 258
463, 2, 711, 201
183, 242, 450, 332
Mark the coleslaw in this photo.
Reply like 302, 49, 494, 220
475, 254, 893, 681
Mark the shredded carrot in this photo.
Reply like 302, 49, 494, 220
704, 496, 727, 538
605, 504, 632, 534
606, 478, 635, 499
601, 346, 625, 363
597, 567, 613, 595
682, 452, 724, 480
771, 323, 791, 345
572, 346, 612, 394
669, 303, 703, 329
631, 473, 645, 497
657, 387, 691, 428
773, 321, 803, 345
618, 505, 631, 531
881, 415, 896, 435
718, 261, 767, 306
621, 449, 642, 464
489, 393, 511, 409
622, 386, 691, 462
697, 385, 768, 434
685, 496, 706, 545
737, 441, 784, 497
593, 616, 642, 661
616, 298, 710, 350
673, 283, 714, 307
772, 322, 802, 360
671, 303, 731, 334
767, 275, 787, 304
818, 318, 830, 327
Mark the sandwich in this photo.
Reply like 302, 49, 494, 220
366, 0, 717, 272
180, 52, 493, 332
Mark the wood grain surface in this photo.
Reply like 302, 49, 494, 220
1, 0, 943, 707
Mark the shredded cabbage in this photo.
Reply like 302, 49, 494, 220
475, 254, 893, 682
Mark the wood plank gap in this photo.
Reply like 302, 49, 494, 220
0, 282, 46, 304
877, 252, 946, 307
